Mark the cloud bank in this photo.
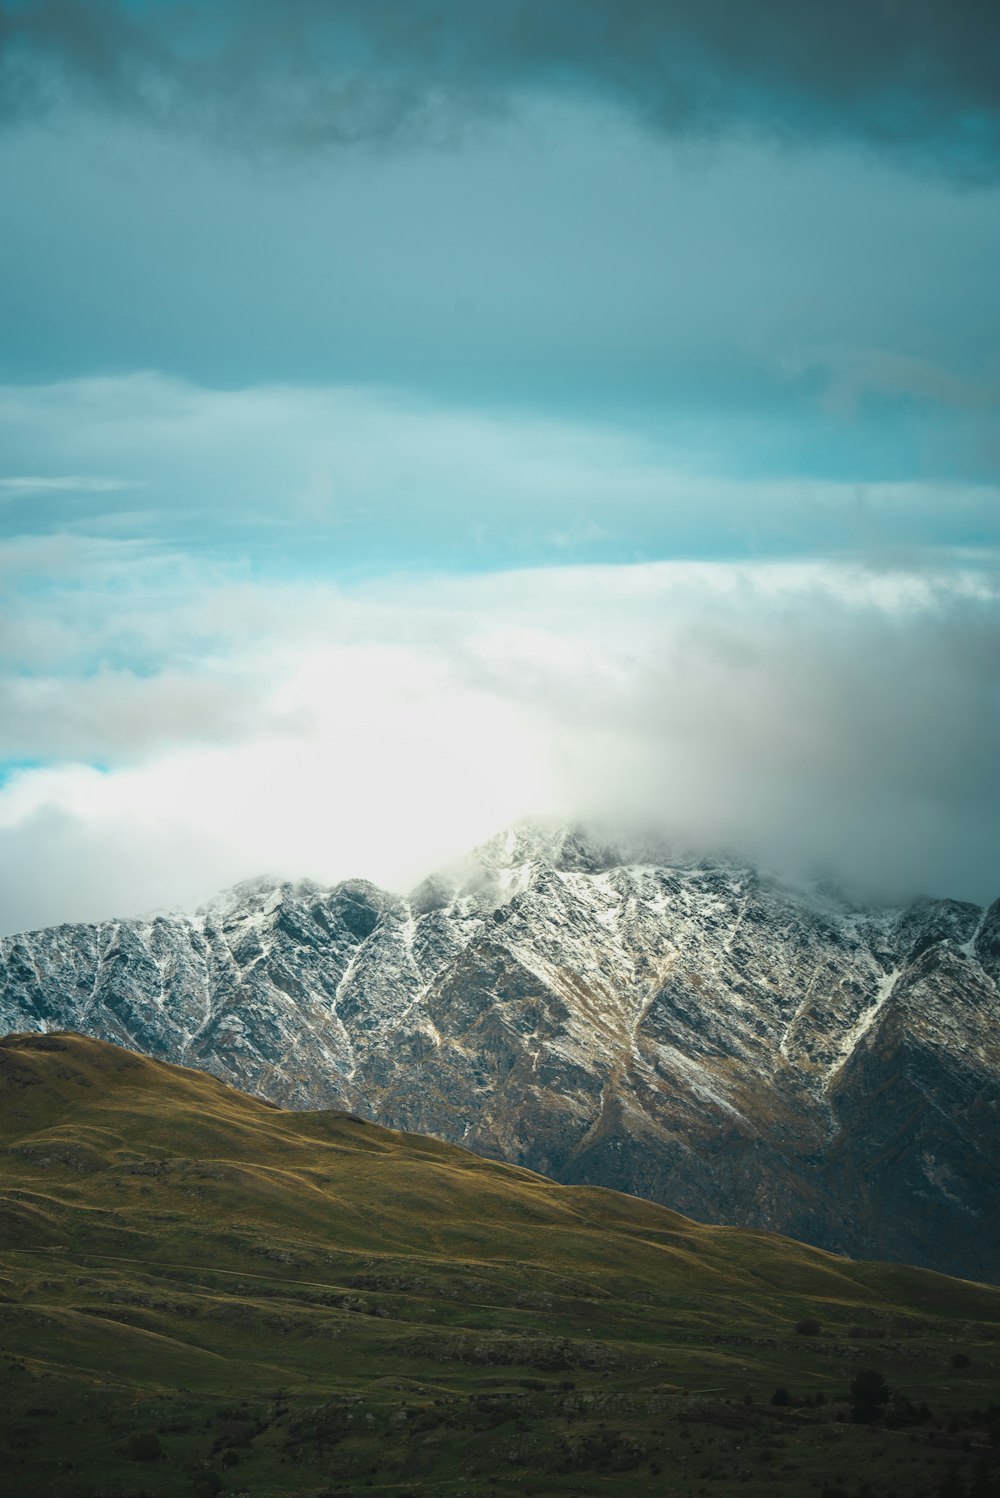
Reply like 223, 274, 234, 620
0, 555, 996, 934
1, 0, 998, 174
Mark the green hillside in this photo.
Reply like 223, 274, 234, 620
1, 1030, 998, 1497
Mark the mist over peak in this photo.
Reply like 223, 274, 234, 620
0, 559, 995, 936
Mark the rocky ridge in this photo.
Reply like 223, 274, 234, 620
1, 821, 998, 1280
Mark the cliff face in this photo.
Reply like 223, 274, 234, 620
2, 822, 998, 1280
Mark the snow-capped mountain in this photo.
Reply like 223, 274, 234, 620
2, 820, 998, 1280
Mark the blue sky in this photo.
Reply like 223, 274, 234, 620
0, 0, 998, 928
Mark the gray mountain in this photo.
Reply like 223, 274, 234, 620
1, 820, 998, 1281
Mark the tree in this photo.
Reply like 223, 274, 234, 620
849, 1369, 891, 1424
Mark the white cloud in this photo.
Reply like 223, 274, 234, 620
0, 554, 996, 934
0, 476, 140, 495
0, 641, 549, 930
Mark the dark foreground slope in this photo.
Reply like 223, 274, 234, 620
2, 1032, 1000, 1498
1, 1036, 999, 1492
2, 824, 999, 1282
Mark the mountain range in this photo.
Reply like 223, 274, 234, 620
1, 821, 998, 1282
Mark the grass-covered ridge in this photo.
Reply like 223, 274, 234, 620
1, 1030, 999, 1497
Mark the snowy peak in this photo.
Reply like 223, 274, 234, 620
470, 817, 691, 878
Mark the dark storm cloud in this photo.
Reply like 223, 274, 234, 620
1, 0, 998, 172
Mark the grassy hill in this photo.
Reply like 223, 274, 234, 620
1, 1030, 999, 1497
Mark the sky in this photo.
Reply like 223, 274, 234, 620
0, 0, 998, 932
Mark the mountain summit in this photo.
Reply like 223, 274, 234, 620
1, 823, 998, 1280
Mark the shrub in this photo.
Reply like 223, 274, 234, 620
191, 1479, 223, 1498
938, 1466, 967, 1498
795, 1317, 821, 1336
126, 1430, 164, 1461
771, 1388, 790, 1407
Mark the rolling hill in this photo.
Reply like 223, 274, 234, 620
1, 1030, 1000, 1497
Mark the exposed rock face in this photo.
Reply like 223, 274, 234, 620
1, 821, 998, 1280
